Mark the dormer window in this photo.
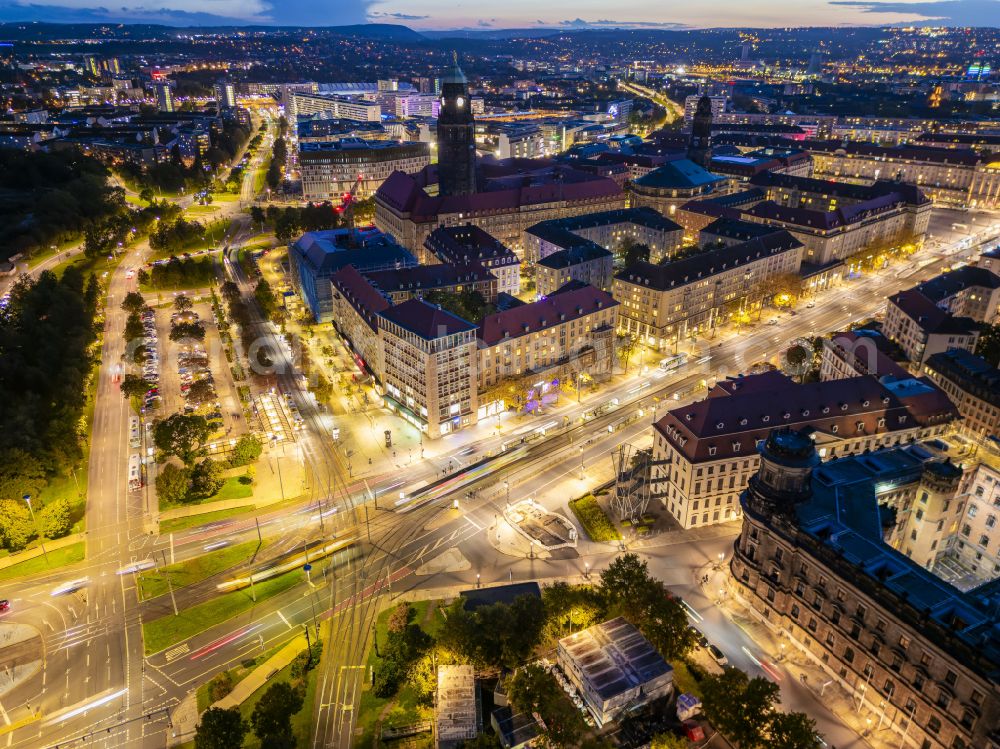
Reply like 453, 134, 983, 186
822, 406, 830, 414
762, 415, 770, 423
708, 446, 717, 456
831, 425, 839, 433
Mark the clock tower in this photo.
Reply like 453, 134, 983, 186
437, 54, 477, 197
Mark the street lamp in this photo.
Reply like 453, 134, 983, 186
22, 495, 49, 564
579, 446, 585, 481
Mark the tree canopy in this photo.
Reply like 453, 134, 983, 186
153, 413, 211, 465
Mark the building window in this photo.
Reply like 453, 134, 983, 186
844, 647, 854, 664
944, 669, 957, 687
926, 716, 941, 735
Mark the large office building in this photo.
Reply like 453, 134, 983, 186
612, 230, 803, 350
425, 225, 522, 297
806, 139, 1000, 210
730, 428, 1000, 749
288, 228, 417, 322
902, 266, 1000, 325
476, 284, 618, 407
629, 159, 729, 217
883, 289, 980, 367
299, 139, 430, 203
651, 370, 957, 528
558, 618, 673, 728
378, 299, 479, 439
743, 172, 932, 267
375, 163, 624, 261
289, 91, 381, 121
523, 207, 683, 266
924, 349, 1000, 440
153, 81, 174, 113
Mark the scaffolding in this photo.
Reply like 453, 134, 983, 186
611, 443, 652, 523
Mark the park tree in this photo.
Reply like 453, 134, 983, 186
0, 498, 34, 551
186, 378, 216, 405
507, 664, 583, 746
617, 237, 651, 267
153, 413, 211, 465
138, 186, 155, 206
124, 312, 145, 343
195, 707, 247, 749
0, 449, 47, 502
700, 668, 819, 749
121, 374, 153, 399
541, 582, 602, 639
121, 291, 147, 315
249, 205, 266, 226
650, 734, 689, 749
597, 553, 695, 659
169, 321, 206, 342
769, 711, 824, 749
39, 496, 73, 538
254, 278, 279, 321
190, 458, 224, 498
229, 434, 262, 467
616, 334, 639, 373
155, 463, 191, 505
174, 294, 193, 312
975, 323, 1000, 366
250, 681, 303, 746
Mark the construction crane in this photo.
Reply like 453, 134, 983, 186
341, 172, 364, 231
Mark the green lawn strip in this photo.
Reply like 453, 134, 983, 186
159, 475, 254, 512
142, 568, 301, 655
237, 650, 320, 749
673, 659, 704, 699
185, 204, 221, 215
138, 539, 268, 600
0, 542, 85, 583
195, 640, 287, 712
159, 505, 255, 534
568, 494, 621, 542
355, 600, 438, 746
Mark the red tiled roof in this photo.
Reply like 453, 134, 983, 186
477, 284, 617, 346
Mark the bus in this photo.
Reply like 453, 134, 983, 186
659, 353, 688, 372
129, 416, 141, 449
128, 454, 142, 493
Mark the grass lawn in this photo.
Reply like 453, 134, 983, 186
159, 505, 255, 534
673, 659, 704, 699
355, 600, 442, 746
568, 494, 622, 542
186, 204, 221, 216
138, 539, 268, 600
142, 568, 302, 655
237, 646, 320, 748
0, 542, 85, 583
26, 237, 81, 269
50, 251, 117, 281
159, 474, 254, 512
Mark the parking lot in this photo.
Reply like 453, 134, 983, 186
150, 297, 247, 443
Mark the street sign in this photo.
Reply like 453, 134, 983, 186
303, 563, 313, 572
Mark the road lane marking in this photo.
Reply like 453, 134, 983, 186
277, 610, 292, 629
164, 644, 190, 663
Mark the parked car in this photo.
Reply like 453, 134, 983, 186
708, 644, 728, 666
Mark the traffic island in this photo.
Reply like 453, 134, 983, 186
488, 499, 578, 559
0, 623, 43, 698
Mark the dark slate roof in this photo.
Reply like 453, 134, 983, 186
888, 289, 979, 335
803, 139, 981, 167
700, 217, 784, 243
749, 172, 930, 206
330, 265, 390, 330
425, 224, 519, 264
536, 244, 613, 269
364, 262, 495, 294
293, 228, 416, 274
478, 284, 617, 346
377, 298, 476, 339
910, 266, 1000, 303
614, 231, 803, 292
925, 349, 1000, 409
460, 581, 541, 611
633, 159, 725, 190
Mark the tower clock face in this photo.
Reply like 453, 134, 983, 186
456, 96, 465, 108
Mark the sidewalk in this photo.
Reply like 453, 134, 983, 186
213, 633, 307, 710
700, 565, 904, 749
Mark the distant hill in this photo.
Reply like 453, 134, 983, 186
327, 23, 425, 41
0, 21, 425, 41
421, 28, 567, 40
